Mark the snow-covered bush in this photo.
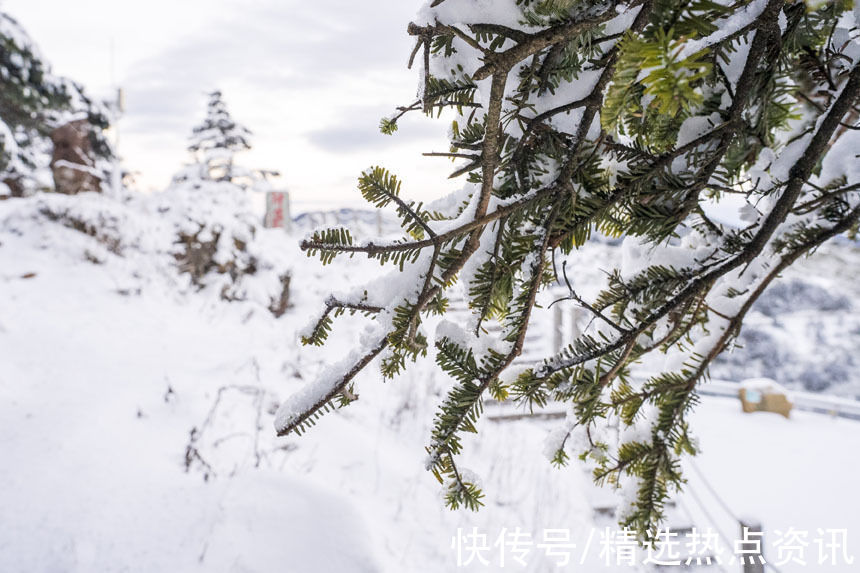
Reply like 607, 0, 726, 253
0, 183, 293, 317
161, 89, 291, 312
157, 179, 292, 311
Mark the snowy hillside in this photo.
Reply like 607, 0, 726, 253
541, 237, 860, 399
0, 190, 600, 572
3, 0, 859, 571
711, 239, 860, 398
2, 189, 859, 572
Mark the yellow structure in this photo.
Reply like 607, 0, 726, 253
739, 378, 793, 419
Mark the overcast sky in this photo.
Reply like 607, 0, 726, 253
3, 0, 458, 209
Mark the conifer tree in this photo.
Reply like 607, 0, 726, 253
276, 0, 860, 537
187, 90, 252, 183
0, 11, 112, 196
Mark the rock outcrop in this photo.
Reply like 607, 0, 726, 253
50, 120, 102, 195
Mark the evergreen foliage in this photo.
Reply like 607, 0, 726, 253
0, 11, 112, 196
277, 0, 860, 538
187, 90, 252, 183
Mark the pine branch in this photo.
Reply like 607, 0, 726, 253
278, 0, 860, 536
538, 57, 860, 379
301, 295, 383, 346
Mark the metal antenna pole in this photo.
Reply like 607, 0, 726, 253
108, 37, 124, 195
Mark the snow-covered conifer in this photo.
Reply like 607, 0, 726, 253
167, 92, 290, 311
187, 90, 252, 183
277, 0, 860, 536
0, 11, 112, 197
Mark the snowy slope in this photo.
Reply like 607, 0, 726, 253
2, 191, 858, 572
0, 192, 600, 572
685, 396, 860, 571
711, 239, 860, 398
0, 191, 377, 572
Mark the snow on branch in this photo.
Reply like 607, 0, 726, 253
275, 0, 860, 535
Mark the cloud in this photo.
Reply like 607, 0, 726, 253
111, 0, 430, 186
7, 0, 442, 195
121, 0, 419, 129
305, 103, 446, 153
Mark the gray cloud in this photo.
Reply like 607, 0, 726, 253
121, 0, 419, 139
306, 103, 446, 153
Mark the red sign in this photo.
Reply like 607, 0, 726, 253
265, 192, 291, 230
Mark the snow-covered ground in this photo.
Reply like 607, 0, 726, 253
1, 191, 858, 572
683, 396, 860, 571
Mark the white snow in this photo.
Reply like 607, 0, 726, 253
0, 191, 601, 572
2, 185, 859, 571
675, 0, 768, 61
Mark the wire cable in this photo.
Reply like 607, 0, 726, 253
688, 458, 786, 573
675, 492, 731, 573
688, 458, 741, 522
684, 480, 737, 560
